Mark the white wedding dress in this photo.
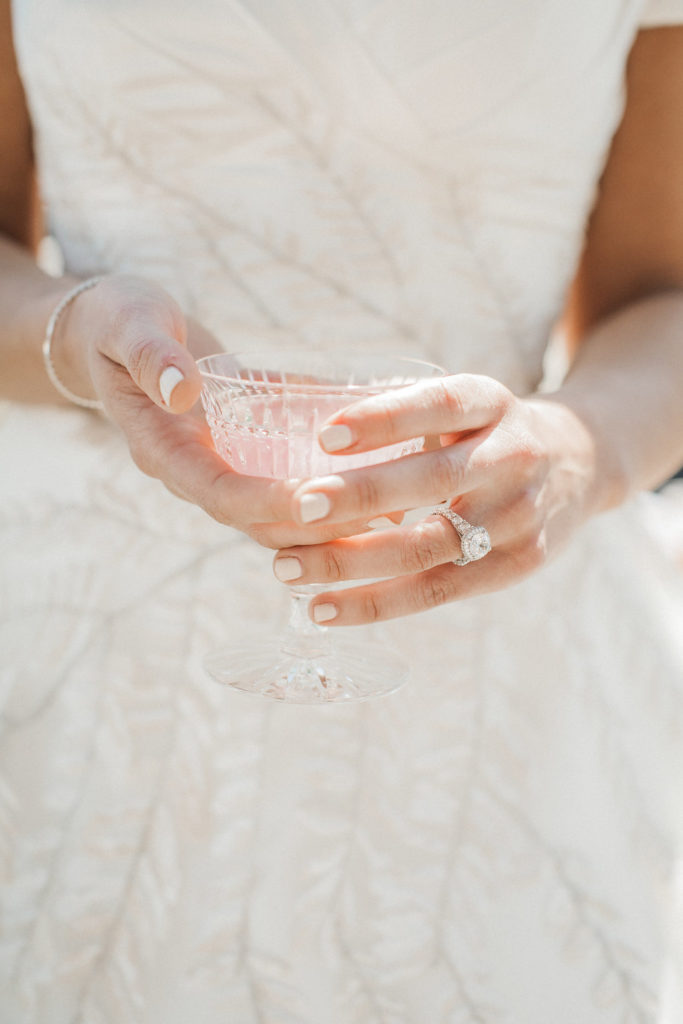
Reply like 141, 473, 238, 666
2, 2, 683, 1021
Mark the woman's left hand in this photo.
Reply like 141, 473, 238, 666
273, 374, 602, 624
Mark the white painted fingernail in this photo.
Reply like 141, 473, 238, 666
367, 516, 395, 529
273, 556, 302, 582
299, 492, 331, 523
159, 366, 185, 407
319, 424, 354, 453
313, 603, 338, 623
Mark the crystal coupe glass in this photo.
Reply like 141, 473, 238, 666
198, 350, 445, 704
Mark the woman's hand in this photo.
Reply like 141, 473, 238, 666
272, 374, 602, 623
55, 274, 369, 548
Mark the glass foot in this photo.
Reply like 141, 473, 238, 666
203, 639, 407, 704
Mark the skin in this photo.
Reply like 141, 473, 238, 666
1, 5, 682, 623
0, 1, 366, 550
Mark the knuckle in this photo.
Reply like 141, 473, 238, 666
376, 396, 402, 440
514, 487, 541, 529
321, 546, 345, 582
400, 527, 437, 573
197, 471, 238, 528
435, 378, 465, 418
416, 570, 454, 611
489, 379, 514, 417
518, 441, 539, 471
427, 449, 463, 497
516, 434, 546, 476
108, 298, 149, 344
359, 589, 382, 623
354, 472, 381, 516
126, 334, 160, 383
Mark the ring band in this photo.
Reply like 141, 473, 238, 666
431, 507, 492, 566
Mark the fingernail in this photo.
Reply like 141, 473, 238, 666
299, 492, 331, 523
319, 423, 354, 453
159, 366, 185, 407
273, 556, 302, 582
367, 516, 395, 529
313, 603, 338, 623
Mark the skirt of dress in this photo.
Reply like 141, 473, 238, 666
1, 401, 683, 1024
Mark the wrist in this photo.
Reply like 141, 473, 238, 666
42, 276, 104, 408
525, 390, 628, 519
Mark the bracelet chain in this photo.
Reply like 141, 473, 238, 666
42, 275, 104, 410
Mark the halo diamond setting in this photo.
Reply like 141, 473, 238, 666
430, 508, 492, 566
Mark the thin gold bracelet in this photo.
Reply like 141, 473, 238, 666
42, 276, 104, 410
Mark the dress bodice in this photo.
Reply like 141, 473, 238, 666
4, 6, 683, 1024
12, 0, 647, 392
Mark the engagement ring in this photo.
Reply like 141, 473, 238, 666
431, 507, 492, 566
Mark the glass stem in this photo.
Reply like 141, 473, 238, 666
281, 585, 331, 659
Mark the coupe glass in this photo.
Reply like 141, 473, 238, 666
198, 350, 445, 704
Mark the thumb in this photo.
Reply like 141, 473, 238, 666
122, 330, 202, 413
94, 280, 203, 413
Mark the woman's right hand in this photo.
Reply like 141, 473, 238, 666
56, 273, 364, 549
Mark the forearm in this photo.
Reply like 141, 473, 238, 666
541, 291, 683, 512
0, 232, 78, 403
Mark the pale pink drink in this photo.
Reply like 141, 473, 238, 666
204, 391, 422, 478
198, 351, 445, 704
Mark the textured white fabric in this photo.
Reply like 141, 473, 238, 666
641, 0, 683, 25
2, 2, 683, 1022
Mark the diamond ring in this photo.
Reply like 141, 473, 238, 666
431, 507, 492, 566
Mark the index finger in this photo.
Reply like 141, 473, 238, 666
120, 392, 299, 526
318, 374, 512, 454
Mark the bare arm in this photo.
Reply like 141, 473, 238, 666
0, 0, 37, 249
0, 0, 74, 402
559, 25, 683, 499
568, 27, 683, 336
0, 1, 346, 550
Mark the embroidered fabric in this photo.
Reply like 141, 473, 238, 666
2, 2, 683, 1021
